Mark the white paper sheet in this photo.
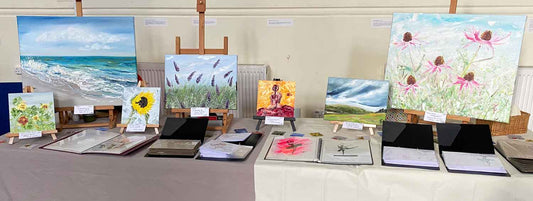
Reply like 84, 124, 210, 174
319, 140, 372, 165
442, 151, 506, 174
217, 133, 252, 142
382, 146, 439, 168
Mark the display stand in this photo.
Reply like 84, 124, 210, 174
5, 86, 58, 144
253, 116, 296, 132
117, 81, 160, 134
329, 121, 376, 135
170, 0, 232, 134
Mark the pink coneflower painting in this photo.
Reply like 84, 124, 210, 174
425, 56, 452, 74
274, 137, 311, 155
398, 75, 419, 94
393, 32, 422, 50
453, 72, 480, 91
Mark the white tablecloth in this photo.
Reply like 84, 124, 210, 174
254, 118, 533, 201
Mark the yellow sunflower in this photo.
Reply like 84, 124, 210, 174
32, 115, 40, 121
40, 103, 49, 109
17, 102, 27, 111
131, 91, 155, 115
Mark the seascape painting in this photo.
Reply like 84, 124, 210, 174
324, 78, 389, 125
17, 16, 138, 106
8, 92, 55, 133
165, 55, 237, 109
121, 87, 160, 125
385, 13, 526, 122
256, 80, 296, 117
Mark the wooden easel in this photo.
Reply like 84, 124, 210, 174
170, 0, 233, 134
5, 86, 58, 144
54, 0, 117, 131
329, 121, 377, 135
403, 0, 471, 125
117, 81, 160, 134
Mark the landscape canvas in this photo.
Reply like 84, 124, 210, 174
385, 13, 526, 123
324, 78, 389, 125
165, 55, 237, 109
256, 80, 296, 117
121, 87, 161, 125
17, 16, 138, 106
8, 92, 55, 133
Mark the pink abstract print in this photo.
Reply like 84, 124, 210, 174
274, 137, 311, 155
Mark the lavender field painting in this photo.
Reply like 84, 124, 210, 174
385, 13, 526, 123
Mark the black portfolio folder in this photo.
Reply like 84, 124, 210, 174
436, 123, 508, 176
381, 121, 439, 170
160, 118, 209, 143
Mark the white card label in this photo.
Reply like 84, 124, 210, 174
193, 18, 217, 26
18, 131, 42, 139
267, 19, 294, 27
190, 107, 210, 117
371, 18, 392, 28
74, 105, 94, 114
126, 123, 147, 133
265, 116, 284, 125
423, 111, 447, 123
144, 18, 168, 27
342, 122, 364, 130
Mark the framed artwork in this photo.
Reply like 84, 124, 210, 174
8, 92, 55, 133
16, 16, 138, 107
324, 78, 389, 125
164, 55, 238, 109
121, 87, 161, 125
256, 80, 296, 117
385, 13, 526, 122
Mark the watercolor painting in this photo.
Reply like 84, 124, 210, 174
121, 87, 160, 125
256, 80, 296, 117
324, 78, 389, 125
8, 92, 55, 133
165, 55, 237, 109
385, 13, 526, 123
17, 16, 138, 106
265, 137, 319, 162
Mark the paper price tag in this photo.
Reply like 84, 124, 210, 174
265, 116, 284, 126
342, 122, 364, 130
126, 123, 146, 133
18, 131, 42, 139
424, 111, 447, 123
190, 107, 210, 117
74, 105, 94, 114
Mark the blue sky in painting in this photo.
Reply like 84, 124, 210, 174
326, 78, 389, 112
165, 55, 237, 87
17, 16, 136, 56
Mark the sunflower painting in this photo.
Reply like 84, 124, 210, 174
8, 92, 55, 133
121, 87, 160, 125
385, 13, 526, 123
256, 80, 296, 117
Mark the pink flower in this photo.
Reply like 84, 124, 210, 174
464, 29, 510, 54
393, 32, 421, 50
274, 138, 311, 155
425, 56, 452, 74
453, 72, 480, 91
398, 75, 419, 94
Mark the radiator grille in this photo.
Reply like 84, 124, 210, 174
513, 68, 533, 129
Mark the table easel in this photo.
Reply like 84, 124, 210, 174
402, 0, 471, 125
329, 121, 377, 135
117, 81, 160, 134
170, 0, 232, 134
5, 86, 58, 144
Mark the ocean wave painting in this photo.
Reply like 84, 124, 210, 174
17, 16, 138, 106
384, 13, 526, 123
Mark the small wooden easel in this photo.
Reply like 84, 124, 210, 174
170, 0, 232, 134
5, 86, 58, 144
117, 81, 160, 134
329, 121, 377, 135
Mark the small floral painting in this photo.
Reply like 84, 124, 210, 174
273, 137, 311, 155
8, 92, 55, 133
385, 13, 526, 123
256, 80, 296, 117
121, 87, 160, 125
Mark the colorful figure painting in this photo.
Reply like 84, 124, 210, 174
8, 92, 55, 133
324, 78, 389, 125
256, 80, 296, 117
385, 13, 526, 123
17, 16, 138, 107
165, 55, 237, 109
121, 87, 160, 125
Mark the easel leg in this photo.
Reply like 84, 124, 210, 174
51, 134, 57, 141
154, 127, 159, 135
368, 127, 374, 135
222, 113, 228, 134
290, 120, 296, 132
108, 109, 114, 128
255, 120, 262, 131
8, 137, 14, 145
119, 127, 125, 134
333, 124, 339, 133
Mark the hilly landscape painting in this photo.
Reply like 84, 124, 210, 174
324, 78, 389, 125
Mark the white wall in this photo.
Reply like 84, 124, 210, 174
1, 0, 532, 117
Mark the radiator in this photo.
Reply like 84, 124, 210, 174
513, 68, 533, 129
137, 62, 268, 118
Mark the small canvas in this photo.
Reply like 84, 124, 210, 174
121, 87, 161, 125
385, 13, 526, 122
8, 92, 55, 133
165, 55, 238, 109
256, 80, 296, 117
324, 78, 389, 125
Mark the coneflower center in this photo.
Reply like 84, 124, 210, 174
464, 72, 475, 81
403, 32, 413, 42
136, 97, 148, 108
434, 56, 444, 66
481, 30, 492, 41
407, 75, 416, 85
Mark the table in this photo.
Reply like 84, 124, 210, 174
0, 118, 270, 201
254, 118, 533, 201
